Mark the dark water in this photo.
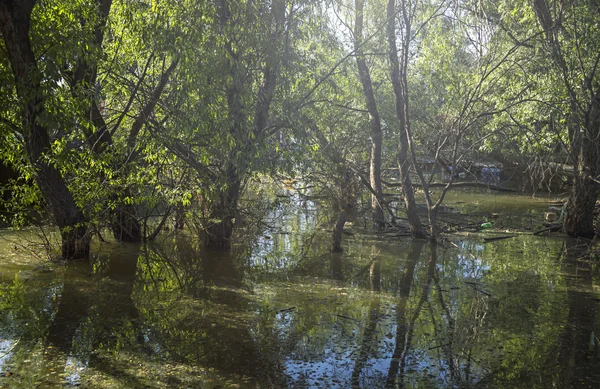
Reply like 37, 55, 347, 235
1, 192, 599, 388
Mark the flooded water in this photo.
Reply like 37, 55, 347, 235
1, 192, 599, 388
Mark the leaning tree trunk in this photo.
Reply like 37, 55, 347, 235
386, 0, 426, 239
0, 0, 90, 260
563, 93, 600, 238
67, 0, 143, 243
354, 0, 385, 230
108, 55, 178, 243
35, 160, 90, 259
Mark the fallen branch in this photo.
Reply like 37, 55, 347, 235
382, 179, 515, 192
0, 337, 20, 359
278, 307, 296, 313
533, 224, 562, 235
335, 314, 359, 322
483, 235, 515, 242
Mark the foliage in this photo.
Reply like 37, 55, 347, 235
0, 0, 598, 250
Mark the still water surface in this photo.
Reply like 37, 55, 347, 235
0, 192, 599, 388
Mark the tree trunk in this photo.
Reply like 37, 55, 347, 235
354, 0, 385, 230
564, 171, 597, 238
173, 204, 186, 230
331, 169, 357, 253
330, 253, 343, 280
203, 168, 241, 250
0, 0, 90, 260
108, 57, 178, 243
331, 211, 346, 253
112, 201, 141, 242
204, 215, 236, 250
386, 0, 426, 239
563, 93, 600, 238
199, 0, 284, 251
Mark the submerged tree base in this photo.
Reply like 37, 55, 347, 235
203, 220, 234, 250
61, 230, 91, 260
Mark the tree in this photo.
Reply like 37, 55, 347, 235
69, 0, 180, 242
531, 0, 599, 238
386, 0, 428, 238
0, 0, 90, 259
354, 0, 385, 229
150, 0, 289, 249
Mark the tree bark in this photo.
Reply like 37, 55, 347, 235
204, 211, 236, 250
354, 0, 385, 230
203, 165, 241, 250
563, 92, 600, 238
111, 199, 141, 242
386, 0, 426, 238
0, 0, 90, 259
331, 211, 347, 252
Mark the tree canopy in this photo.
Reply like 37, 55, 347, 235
0, 0, 598, 258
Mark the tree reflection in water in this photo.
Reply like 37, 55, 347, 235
555, 240, 600, 388
41, 262, 93, 387
0, 231, 599, 388
385, 241, 425, 388
351, 248, 381, 388
134, 238, 287, 387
